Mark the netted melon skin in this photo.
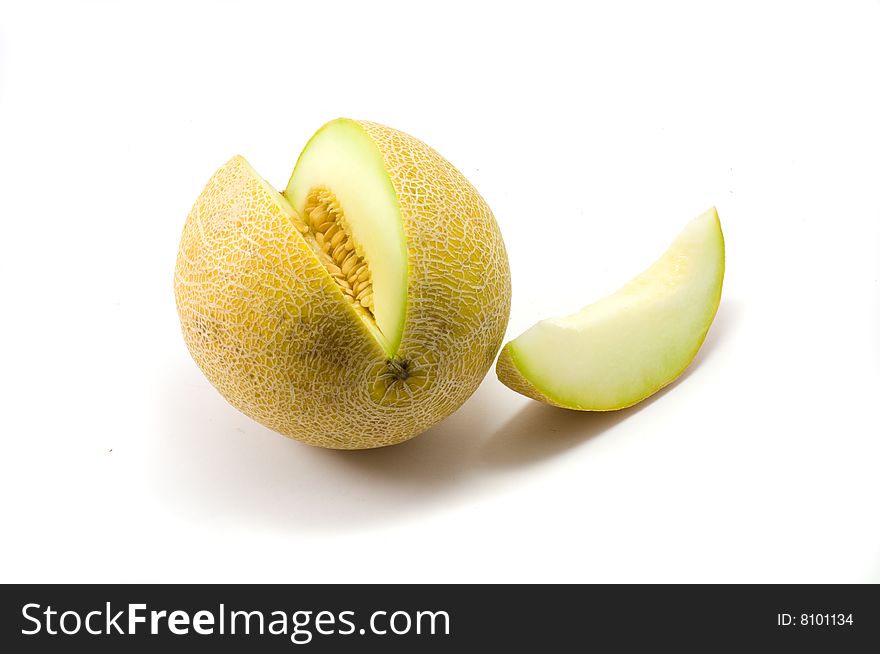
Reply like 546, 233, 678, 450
174, 122, 511, 449
495, 346, 560, 407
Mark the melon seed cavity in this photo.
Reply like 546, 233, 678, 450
297, 187, 375, 317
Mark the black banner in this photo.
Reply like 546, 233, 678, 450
1, 584, 877, 651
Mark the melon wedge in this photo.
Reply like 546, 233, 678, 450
497, 208, 724, 411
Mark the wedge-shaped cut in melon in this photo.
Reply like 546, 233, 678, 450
286, 119, 408, 354
497, 208, 724, 411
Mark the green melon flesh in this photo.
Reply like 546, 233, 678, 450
497, 208, 725, 410
286, 118, 408, 355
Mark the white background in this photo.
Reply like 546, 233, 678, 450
1, 0, 878, 583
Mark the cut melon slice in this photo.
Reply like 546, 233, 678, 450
286, 118, 408, 355
497, 208, 725, 411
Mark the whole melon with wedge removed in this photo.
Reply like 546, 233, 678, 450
175, 119, 511, 449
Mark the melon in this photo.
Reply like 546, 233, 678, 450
174, 119, 511, 449
497, 208, 724, 411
